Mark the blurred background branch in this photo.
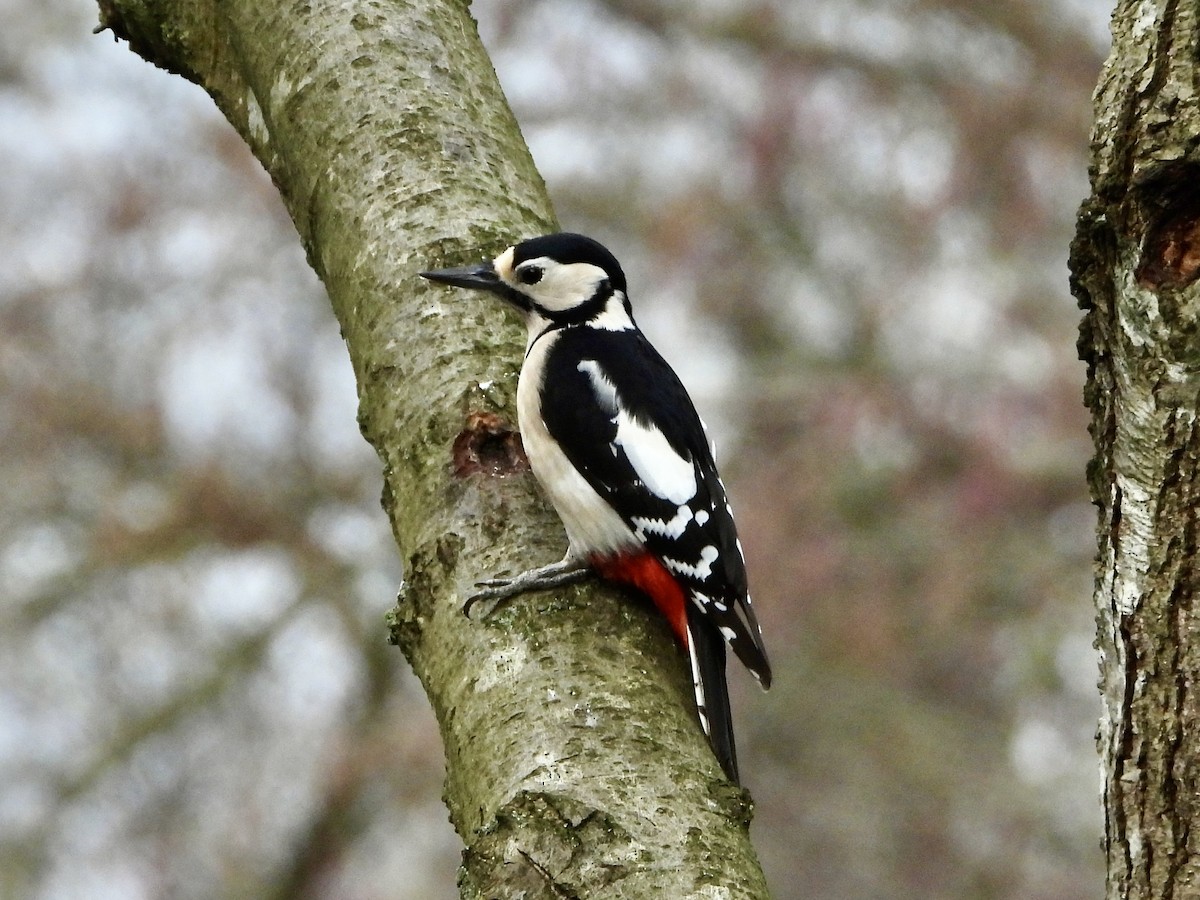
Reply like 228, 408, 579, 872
0, 0, 1107, 897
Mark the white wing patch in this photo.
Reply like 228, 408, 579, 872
614, 411, 696, 504
576, 360, 619, 413
577, 358, 698, 505
663, 545, 719, 581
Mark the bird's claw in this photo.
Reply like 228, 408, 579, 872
463, 578, 518, 620
472, 577, 513, 591
461, 559, 592, 620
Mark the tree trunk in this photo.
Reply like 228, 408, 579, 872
95, 0, 770, 896
1071, 1, 1200, 896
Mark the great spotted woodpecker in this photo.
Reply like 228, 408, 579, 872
421, 233, 770, 783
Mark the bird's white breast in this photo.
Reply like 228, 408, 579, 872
518, 330, 636, 557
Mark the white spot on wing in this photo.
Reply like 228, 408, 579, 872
631, 505, 693, 540
663, 545, 719, 581
690, 591, 727, 614
694, 509, 710, 526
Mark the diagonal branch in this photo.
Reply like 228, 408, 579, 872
95, 0, 770, 895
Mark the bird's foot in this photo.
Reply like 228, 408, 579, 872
465, 556, 592, 619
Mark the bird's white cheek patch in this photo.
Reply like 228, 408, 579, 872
614, 413, 696, 505
530, 261, 608, 312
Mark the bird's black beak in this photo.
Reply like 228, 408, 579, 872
419, 262, 505, 294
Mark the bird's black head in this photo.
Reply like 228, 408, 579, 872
421, 232, 630, 326
509, 233, 627, 295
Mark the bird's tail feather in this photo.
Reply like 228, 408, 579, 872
686, 607, 738, 784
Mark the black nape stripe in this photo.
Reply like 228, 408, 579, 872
531, 280, 615, 327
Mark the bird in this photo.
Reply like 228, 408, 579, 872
421, 232, 770, 783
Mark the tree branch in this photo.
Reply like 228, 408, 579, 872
96, 0, 769, 894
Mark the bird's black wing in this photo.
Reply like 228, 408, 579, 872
539, 326, 771, 686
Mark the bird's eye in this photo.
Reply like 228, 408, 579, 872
517, 265, 543, 285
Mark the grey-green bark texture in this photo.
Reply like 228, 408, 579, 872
1071, 1, 1200, 897
95, 1, 770, 896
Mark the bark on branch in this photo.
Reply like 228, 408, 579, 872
95, 0, 769, 895
1071, 1, 1200, 896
